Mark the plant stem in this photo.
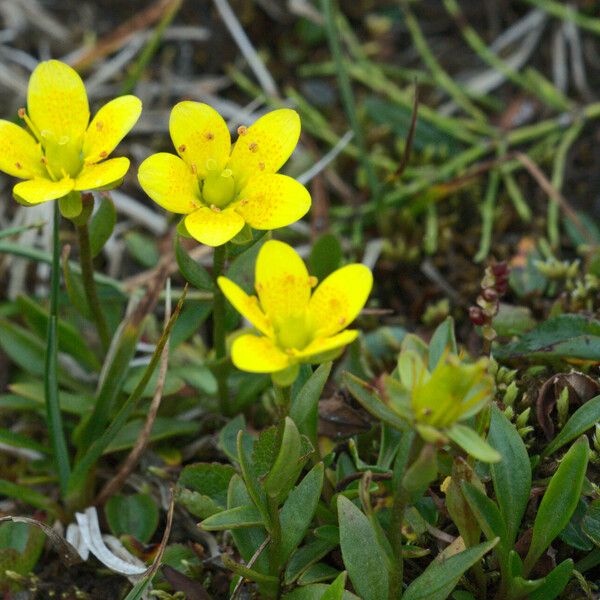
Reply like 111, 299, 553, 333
76, 220, 110, 352
273, 384, 292, 419
46, 202, 70, 497
212, 244, 230, 414
389, 434, 421, 599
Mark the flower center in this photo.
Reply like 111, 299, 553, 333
41, 130, 84, 179
274, 313, 313, 351
18, 109, 83, 180
202, 167, 236, 209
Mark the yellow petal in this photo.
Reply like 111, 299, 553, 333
74, 157, 130, 191
169, 102, 231, 178
231, 334, 291, 373
235, 173, 311, 230
27, 60, 89, 141
0, 120, 44, 179
217, 277, 272, 336
138, 152, 201, 214
308, 264, 373, 337
296, 329, 359, 361
228, 109, 300, 188
184, 207, 244, 247
255, 240, 312, 321
83, 95, 142, 164
13, 177, 74, 205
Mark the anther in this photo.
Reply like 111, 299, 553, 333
248, 142, 258, 153
221, 168, 233, 178
258, 162, 265, 170
178, 144, 186, 153
191, 163, 198, 175
240, 199, 249, 206
237, 125, 248, 136
205, 131, 214, 140
18, 108, 26, 119
210, 204, 221, 212
308, 276, 318, 287
40, 157, 48, 164
96, 121, 103, 131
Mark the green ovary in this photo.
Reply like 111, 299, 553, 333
274, 313, 313, 351
42, 131, 83, 179
202, 169, 236, 208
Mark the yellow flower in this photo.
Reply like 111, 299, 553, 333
137, 103, 311, 247
0, 60, 141, 206
218, 240, 373, 385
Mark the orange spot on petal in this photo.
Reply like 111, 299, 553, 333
205, 131, 214, 140
248, 142, 258, 153
96, 121, 104, 131
178, 144, 186, 153
15, 162, 22, 170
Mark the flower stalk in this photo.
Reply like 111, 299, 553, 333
212, 243, 230, 414
75, 197, 110, 352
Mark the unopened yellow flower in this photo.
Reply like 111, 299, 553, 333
218, 240, 373, 385
137, 103, 311, 247
0, 60, 141, 206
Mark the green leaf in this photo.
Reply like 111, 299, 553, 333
280, 464, 324, 563
105, 417, 198, 453
528, 559, 574, 600
226, 236, 266, 293
290, 363, 331, 447
219, 414, 248, 462
284, 538, 337, 585
0, 521, 45, 588
61, 249, 92, 318
524, 436, 589, 575
559, 500, 593, 551
282, 584, 359, 600
402, 444, 438, 499
320, 571, 347, 600
8, 382, 94, 415
309, 234, 342, 281
487, 405, 531, 545
125, 231, 159, 267
177, 463, 235, 518
0, 479, 58, 515
494, 314, 600, 364
461, 482, 509, 560
17, 295, 100, 371
543, 394, 600, 456
89, 195, 116, 257
105, 494, 159, 543
321, 571, 347, 600
298, 563, 339, 586
337, 495, 389, 600
403, 539, 498, 600
174, 235, 213, 291
446, 424, 501, 463
264, 417, 303, 502
582, 499, 600, 545
227, 475, 269, 574
428, 317, 457, 370
66, 291, 186, 501
344, 372, 408, 431
0, 428, 49, 456
201, 505, 264, 530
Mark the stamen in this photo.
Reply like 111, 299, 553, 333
221, 168, 233, 178
58, 136, 69, 146
237, 125, 248, 136
191, 163, 198, 175
205, 131, 214, 140
205, 158, 217, 172
308, 276, 318, 287
239, 199, 249, 206
18, 108, 42, 142
248, 142, 258, 153
99, 151, 108, 159
210, 204, 221, 212
178, 144, 186, 153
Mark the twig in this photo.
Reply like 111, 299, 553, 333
515, 151, 594, 246
212, 0, 279, 98
230, 535, 272, 599
297, 130, 354, 185
94, 279, 173, 506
